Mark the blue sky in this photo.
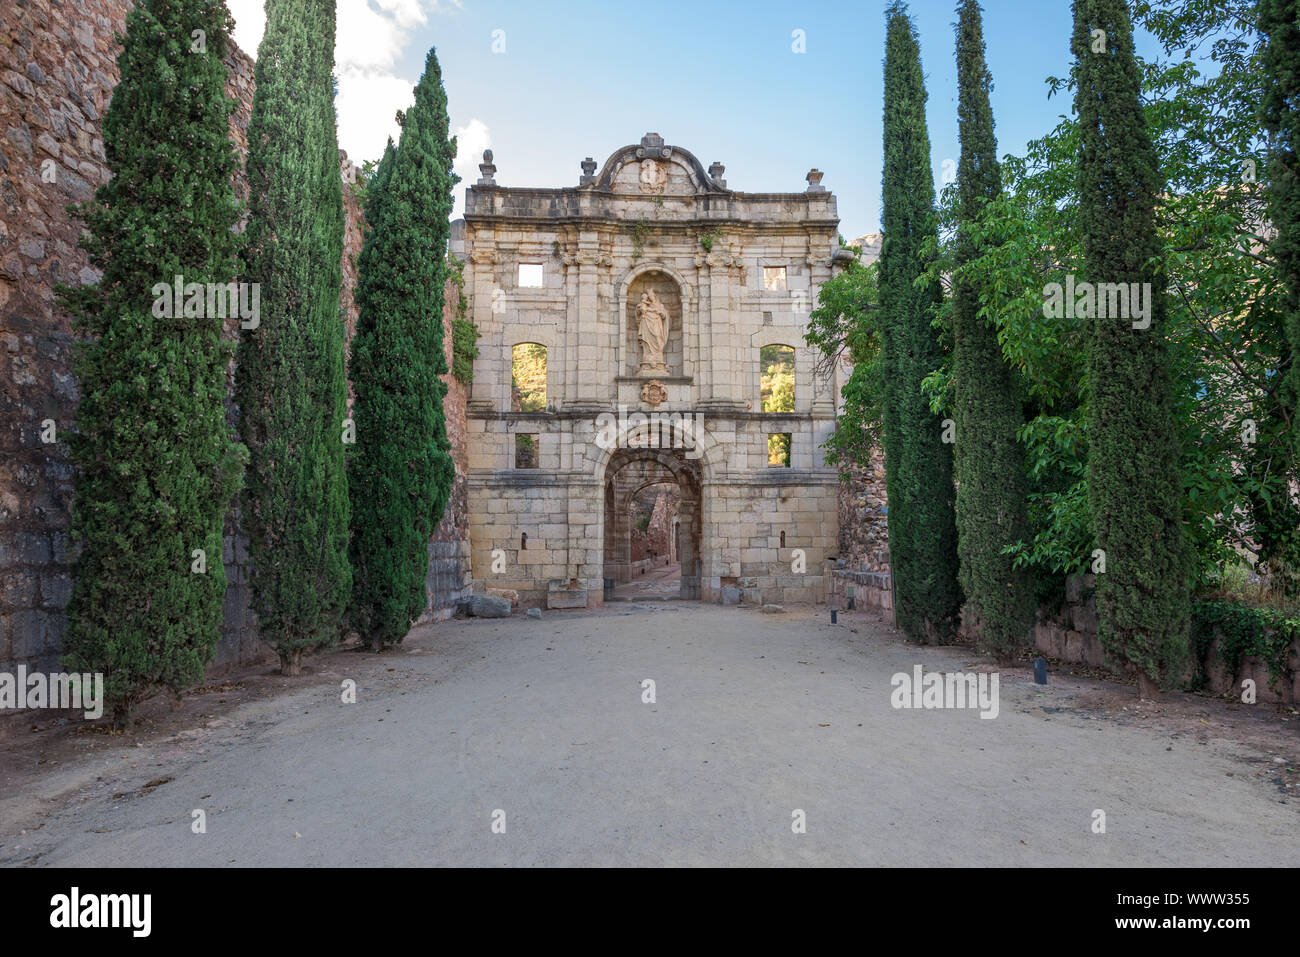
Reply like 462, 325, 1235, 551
229, 0, 1171, 236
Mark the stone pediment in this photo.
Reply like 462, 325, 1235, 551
587, 132, 729, 195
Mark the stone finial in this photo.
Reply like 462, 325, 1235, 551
580, 156, 597, 186
478, 149, 497, 186
709, 161, 726, 188
636, 132, 672, 160
805, 169, 825, 193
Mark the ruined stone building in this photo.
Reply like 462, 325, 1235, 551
452, 133, 852, 608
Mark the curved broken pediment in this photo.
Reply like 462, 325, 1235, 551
587, 132, 729, 195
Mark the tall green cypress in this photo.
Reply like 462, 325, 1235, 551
348, 48, 458, 649
237, 0, 351, 675
1073, 0, 1189, 696
951, 0, 1034, 663
1260, 0, 1300, 459
880, 2, 962, 643
57, 0, 245, 726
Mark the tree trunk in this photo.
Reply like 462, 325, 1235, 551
112, 702, 135, 731
280, 648, 303, 677
1137, 672, 1161, 700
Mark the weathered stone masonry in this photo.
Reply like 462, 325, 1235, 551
455, 134, 849, 607
0, 0, 472, 675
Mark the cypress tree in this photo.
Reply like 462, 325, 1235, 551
57, 0, 245, 726
951, 0, 1034, 663
880, 2, 962, 643
237, 0, 351, 675
348, 48, 458, 649
1073, 0, 1190, 696
1260, 0, 1300, 459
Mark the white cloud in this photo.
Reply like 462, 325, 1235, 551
337, 0, 425, 72
453, 118, 491, 184
336, 69, 414, 161
225, 0, 463, 164
451, 118, 491, 217
226, 0, 265, 56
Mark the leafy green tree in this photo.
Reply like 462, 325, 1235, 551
237, 0, 351, 675
804, 253, 881, 469
950, 0, 1035, 663
1074, 0, 1190, 695
348, 49, 459, 649
57, 0, 245, 726
880, 2, 962, 643
920, 0, 1296, 650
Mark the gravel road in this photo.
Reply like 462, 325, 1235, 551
2, 602, 1295, 866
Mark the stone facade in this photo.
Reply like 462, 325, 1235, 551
454, 133, 847, 607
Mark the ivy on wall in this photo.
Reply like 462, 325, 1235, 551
446, 254, 479, 385
1189, 599, 1299, 694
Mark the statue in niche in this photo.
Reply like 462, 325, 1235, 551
636, 290, 670, 374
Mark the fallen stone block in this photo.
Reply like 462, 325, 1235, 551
461, 594, 512, 618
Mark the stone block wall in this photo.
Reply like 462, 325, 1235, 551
836, 446, 890, 573
0, 0, 255, 674
467, 472, 600, 608
1, 2, 471, 676
829, 568, 893, 615
707, 473, 837, 604
987, 575, 1300, 704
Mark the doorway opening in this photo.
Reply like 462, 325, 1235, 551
602, 446, 701, 600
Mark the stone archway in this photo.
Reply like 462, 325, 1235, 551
602, 446, 702, 599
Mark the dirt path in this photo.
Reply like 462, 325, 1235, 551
610, 562, 681, 600
1, 603, 1296, 866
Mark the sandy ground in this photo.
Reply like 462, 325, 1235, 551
1, 602, 1296, 867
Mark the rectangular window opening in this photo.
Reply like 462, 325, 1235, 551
515, 433, 539, 469
768, 433, 792, 468
518, 263, 544, 288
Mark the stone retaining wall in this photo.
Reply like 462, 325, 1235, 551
1, 1, 472, 678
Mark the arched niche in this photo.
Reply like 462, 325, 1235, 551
624, 270, 683, 377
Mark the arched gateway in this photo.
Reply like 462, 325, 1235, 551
455, 133, 848, 608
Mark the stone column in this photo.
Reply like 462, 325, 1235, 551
697, 251, 746, 413
466, 243, 498, 413
568, 232, 606, 411
563, 251, 580, 408
677, 496, 700, 598
693, 254, 714, 403
808, 249, 836, 417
